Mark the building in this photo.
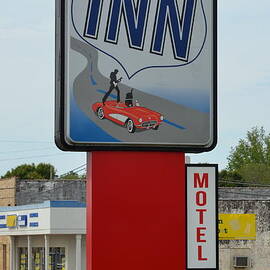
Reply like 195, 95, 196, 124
0, 200, 86, 270
0, 177, 86, 270
219, 187, 270, 270
2, 179, 269, 270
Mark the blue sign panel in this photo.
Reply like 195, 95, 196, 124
55, 0, 217, 152
29, 213, 39, 218
18, 215, 28, 227
29, 222, 39, 227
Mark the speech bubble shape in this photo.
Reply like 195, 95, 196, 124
71, 0, 207, 79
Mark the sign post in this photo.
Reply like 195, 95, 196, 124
87, 152, 186, 270
86, 156, 218, 270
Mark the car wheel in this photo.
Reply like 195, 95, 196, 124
97, 107, 105, 119
126, 119, 136, 133
153, 125, 159, 130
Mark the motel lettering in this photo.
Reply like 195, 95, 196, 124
194, 172, 209, 261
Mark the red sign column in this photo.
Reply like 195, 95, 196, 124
87, 151, 186, 270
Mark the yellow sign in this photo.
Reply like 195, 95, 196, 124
7, 215, 17, 228
218, 214, 256, 240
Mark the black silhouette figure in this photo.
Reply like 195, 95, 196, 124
125, 88, 134, 107
102, 69, 122, 104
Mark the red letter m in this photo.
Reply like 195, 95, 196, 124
194, 173, 208, 188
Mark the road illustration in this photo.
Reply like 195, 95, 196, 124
71, 37, 210, 145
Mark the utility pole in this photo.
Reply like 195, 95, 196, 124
50, 166, 53, 180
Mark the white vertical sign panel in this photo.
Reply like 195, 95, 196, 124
186, 165, 218, 269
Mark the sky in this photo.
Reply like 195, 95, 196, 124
0, 0, 270, 177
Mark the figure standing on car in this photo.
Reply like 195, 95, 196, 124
102, 69, 122, 104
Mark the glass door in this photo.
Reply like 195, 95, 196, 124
32, 247, 45, 270
49, 247, 66, 270
18, 247, 28, 270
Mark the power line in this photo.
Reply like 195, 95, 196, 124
75, 168, 86, 174
0, 171, 87, 193
0, 153, 66, 162
60, 164, 87, 177
0, 147, 57, 155
1, 180, 270, 201
0, 163, 87, 185
0, 140, 54, 144
61, 167, 86, 175
69, 164, 86, 172
219, 179, 270, 187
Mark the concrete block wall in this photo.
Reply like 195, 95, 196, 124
15, 179, 86, 205
218, 187, 270, 200
218, 188, 270, 270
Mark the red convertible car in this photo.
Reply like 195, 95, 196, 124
92, 100, 163, 133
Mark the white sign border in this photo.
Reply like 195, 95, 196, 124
186, 164, 219, 270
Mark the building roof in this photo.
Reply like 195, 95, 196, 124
219, 187, 270, 200
0, 200, 86, 212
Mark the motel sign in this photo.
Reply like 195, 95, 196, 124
55, 0, 217, 151
187, 165, 218, 269
84, 0, 197, 61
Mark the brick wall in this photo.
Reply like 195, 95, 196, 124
0, 178, 15, 270
0, 178, 16, 207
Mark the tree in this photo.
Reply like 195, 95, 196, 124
218, 169, 242, 187
35, 163, 56, 179
2, 163, 57, 180
61, 171, 80, 180
226, 126, 270, 184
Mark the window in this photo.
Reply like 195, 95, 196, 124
3, 244, 6, 270
18, 246, 66, 270
49, 247, 66, 270
18, 247, 28, 270
32, 247, 45, 270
